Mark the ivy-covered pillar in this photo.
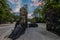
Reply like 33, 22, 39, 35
20, 5, 28, 29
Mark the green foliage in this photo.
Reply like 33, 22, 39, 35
33, 0, 60, 23
33, 6, 45, 23
44, 0, 60, 33
0, 0, 18, 24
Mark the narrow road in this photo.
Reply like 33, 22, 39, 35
17, 23, 60, 40
0, 23, 60, 40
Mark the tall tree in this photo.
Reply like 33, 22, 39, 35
33, 6, 45, 22
0, 0, 13, 23
44, 0, 60, 32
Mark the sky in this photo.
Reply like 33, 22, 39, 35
7, 0, 44, 18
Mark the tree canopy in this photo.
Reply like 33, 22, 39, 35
0, 0, 19, 24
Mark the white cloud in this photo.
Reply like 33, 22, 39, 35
13, 2, 21, 12
8, 0, 20, 4
34, 3, 39, 6
31, 0, 39, 6
31, 0, 45, 7
8, 0, 21, 12
29, 3, 34, 7
31, 0, 36, 1
8, 0, 14, 4
28, 12, 34, 19
13, 7, 20, 12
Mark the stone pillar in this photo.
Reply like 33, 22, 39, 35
19, 5, 27, 28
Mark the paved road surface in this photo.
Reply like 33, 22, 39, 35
0, 23, 15, 38
0, 23, 60, 40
